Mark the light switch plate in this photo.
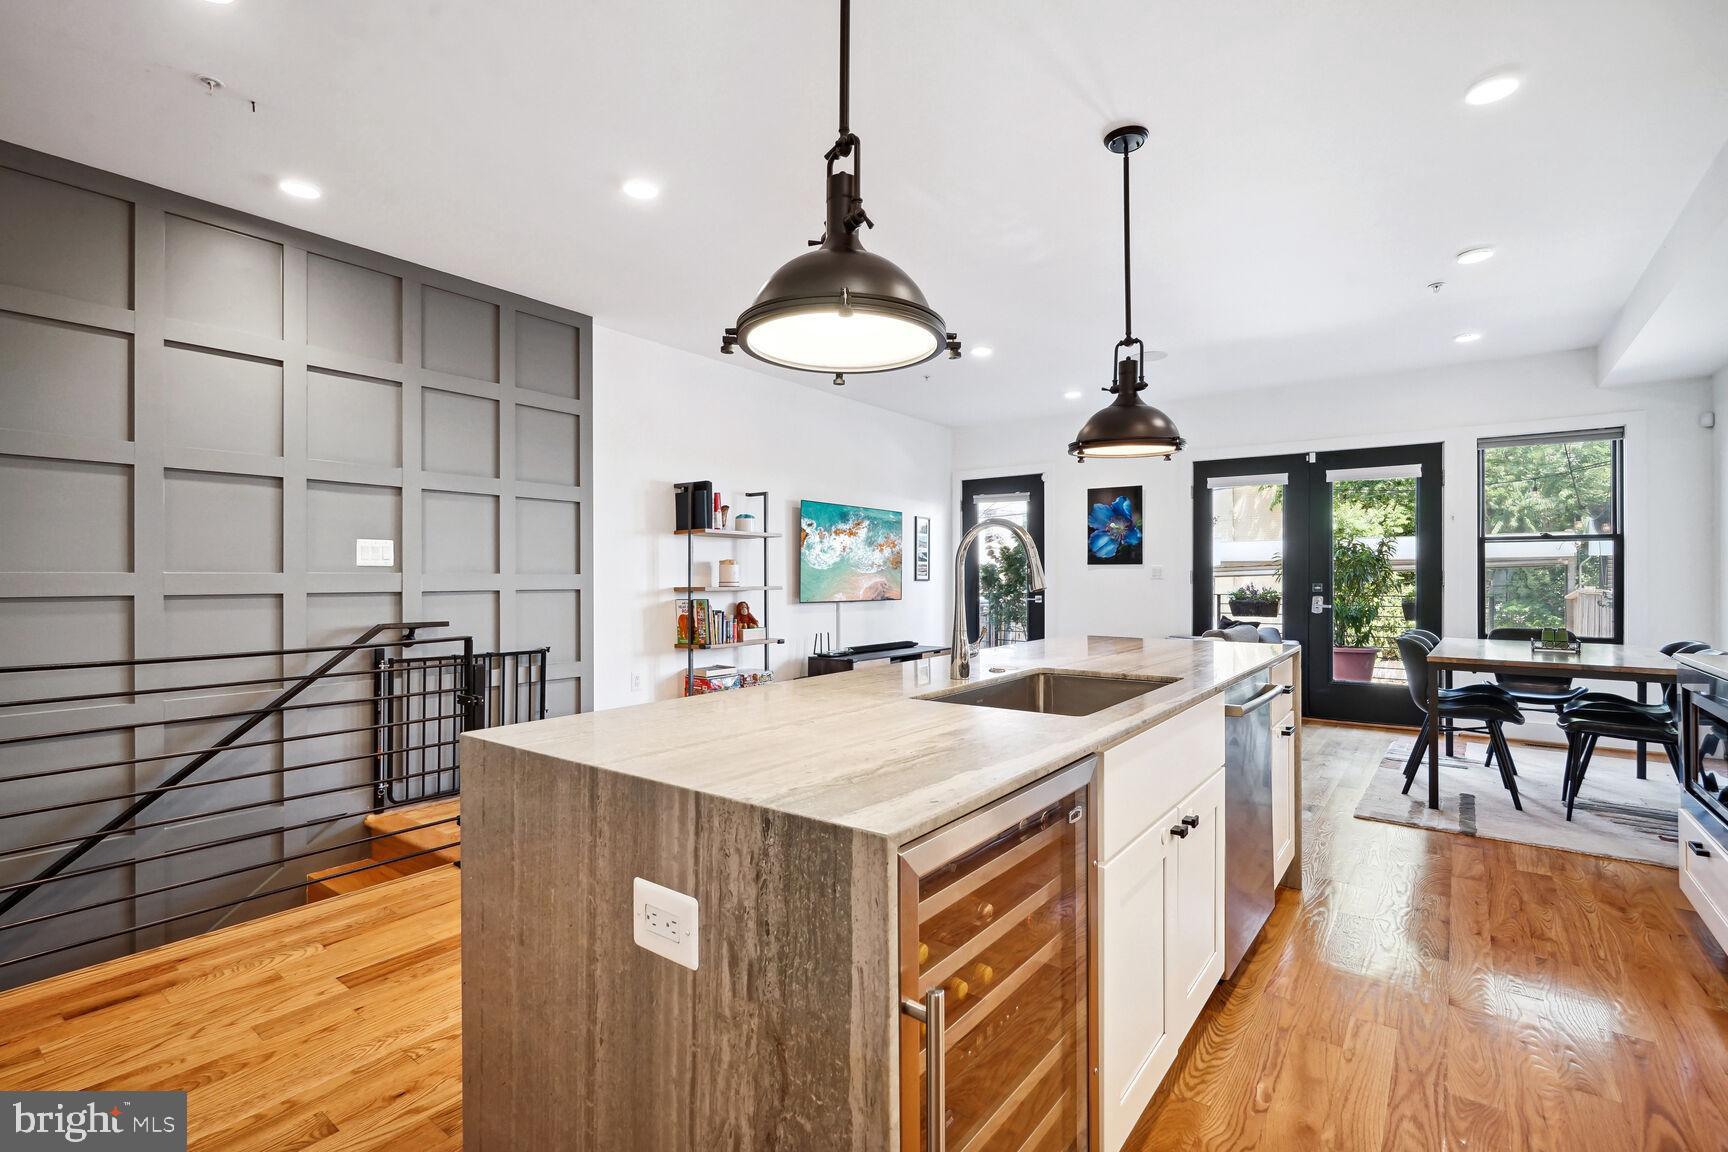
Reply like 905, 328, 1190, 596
355, 538, 395, 567
633, 876, 698, 970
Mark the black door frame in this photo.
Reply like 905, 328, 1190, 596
961, 474, 1046, 643
1305, 443, 1443, 726
1192, 444, 1443, 726
1191, 453, 1311, 655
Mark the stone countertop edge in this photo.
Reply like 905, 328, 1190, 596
463, 635, 1298, 847
1678, 648, 1728, 681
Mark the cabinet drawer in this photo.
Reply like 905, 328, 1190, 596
1272, 721, 1296, 883
1099, 695, 1225, 864
1680, 808, 1728, 950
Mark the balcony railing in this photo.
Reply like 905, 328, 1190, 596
0, 623, 548, 988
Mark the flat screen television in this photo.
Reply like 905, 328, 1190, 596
799, 499, 904, 602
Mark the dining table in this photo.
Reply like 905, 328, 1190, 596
1420, 637, 1679, 810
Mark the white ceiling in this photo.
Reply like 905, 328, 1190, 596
2, 0, 1726, 427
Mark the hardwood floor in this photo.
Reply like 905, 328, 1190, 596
0, 865, 460, 1151
1130, 721, 1728, 1152
4, 722, 1727, 1150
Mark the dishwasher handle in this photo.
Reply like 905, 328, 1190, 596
902, 988, 946, 1152
1225, 683, 1284, 718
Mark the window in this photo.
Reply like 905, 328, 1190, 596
1478, 428, 1623, 642
1206, 473, 1286, 633
971, 491, 1031, 646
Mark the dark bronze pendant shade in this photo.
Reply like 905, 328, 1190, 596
722, 0, 959, 384
1069, 125, 1185, 460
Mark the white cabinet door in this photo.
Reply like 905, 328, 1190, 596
1165, 767, 1226, 1039
1272, 719, 1296, 884
1095, 808, 1174, 1152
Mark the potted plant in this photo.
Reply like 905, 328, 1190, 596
1227, 583, 1281, 617
1330, 532, 1398, 682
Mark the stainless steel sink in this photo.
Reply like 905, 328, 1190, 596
925, 671, 1175, 717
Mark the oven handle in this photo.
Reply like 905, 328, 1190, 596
902, 988, 946, 1152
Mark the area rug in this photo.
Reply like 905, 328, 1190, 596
1354, 736, 1680, 867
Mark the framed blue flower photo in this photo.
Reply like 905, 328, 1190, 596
1086, 487, 1143, 565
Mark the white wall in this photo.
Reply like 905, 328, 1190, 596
1715, 365, 1728, 634
954, 349, 1717, 650
592, 327, 953, 708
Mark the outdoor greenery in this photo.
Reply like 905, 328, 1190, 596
978, 536, 1030, 643
1331, 532, 1400, 649
1481, 438, 1617, 634
1229, 583, 1280, 607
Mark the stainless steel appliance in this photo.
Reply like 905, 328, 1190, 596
1223, 672, 1281, 978
1679, 651, 1728, 832
897, 757, 1094, 1152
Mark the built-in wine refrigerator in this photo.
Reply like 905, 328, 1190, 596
897, 756, 1094, 1152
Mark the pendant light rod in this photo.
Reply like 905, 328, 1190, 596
838, 0, 850, 137
1121, 143, 1133, 344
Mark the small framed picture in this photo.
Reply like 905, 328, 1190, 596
914, 516, 932, 581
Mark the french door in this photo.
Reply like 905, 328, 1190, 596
1192, 444, 1442, 725
960, 474, 1046, 645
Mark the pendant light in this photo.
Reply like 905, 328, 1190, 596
1069, 126, 1185, 460
722, 0, 960, 385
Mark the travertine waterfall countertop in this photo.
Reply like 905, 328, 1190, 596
468, 635, 1293, 846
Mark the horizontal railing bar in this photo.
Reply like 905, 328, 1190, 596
2, 733, 463, 821
0, 686, 464, 748
0, 661, 466, 711
0, 755, 460, 857
1, 710, 465, 784
0, 624, 457, 675
0, 817, 460, 932
0, 806, 379, 893
0, 840, 460, 970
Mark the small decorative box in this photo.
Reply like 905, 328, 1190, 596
740, 627, 767, 643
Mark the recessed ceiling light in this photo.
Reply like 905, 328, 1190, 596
202, 0, 236, 5
621, 178, 660, 202
277, 177, 321, 200
1454, 331, 1484, 344
1063, 390, 1083, 400
1455, 246, 1496, 265
1464, 73, 1521, 106
971, 346, 994, 358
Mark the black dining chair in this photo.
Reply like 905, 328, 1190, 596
1396, 632, 1526, 809
1485, 627, 1588, 714
1402, 630, 1510, 761
1558, 701, 1683, 820
1554, 639, 1705, 816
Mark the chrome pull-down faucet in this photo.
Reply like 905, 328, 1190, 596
951, 518, 1047, 679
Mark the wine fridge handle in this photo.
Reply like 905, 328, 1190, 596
902, 988, 947, 1152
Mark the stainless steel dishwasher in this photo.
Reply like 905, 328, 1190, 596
1223, 672, 1280, 978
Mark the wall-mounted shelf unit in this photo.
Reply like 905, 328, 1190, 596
674, 528, 785, 539
672, 487, 781, 695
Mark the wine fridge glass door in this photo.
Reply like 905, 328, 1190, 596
898, 759, 1093, 1152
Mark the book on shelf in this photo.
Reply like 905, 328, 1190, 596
682, 666, 775, 697
676, 598, 712, 646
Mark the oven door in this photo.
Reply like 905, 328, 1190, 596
897, 757, 1094, 1152
1683, 681, 1728, 830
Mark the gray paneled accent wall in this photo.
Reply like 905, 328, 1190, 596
0, 141, 592, 983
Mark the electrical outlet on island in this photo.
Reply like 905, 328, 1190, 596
633, 877, 699, 969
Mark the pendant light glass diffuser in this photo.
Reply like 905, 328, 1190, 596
722, 0, 959, 381
1069, 126, 1185, 460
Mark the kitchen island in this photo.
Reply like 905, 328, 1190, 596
461, 635, 1300, 1151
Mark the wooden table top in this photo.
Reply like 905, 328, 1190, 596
1426, 637, 1677, 679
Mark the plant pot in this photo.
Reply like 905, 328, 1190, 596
1229, 599, 1278, 617
1401, 597, 1416, 621
1332, 646, 1379, 683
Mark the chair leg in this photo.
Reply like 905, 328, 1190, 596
1561, 730, 1579, 804
1483, 736, 1494, 768
1663, 739, 1684, 787
1567, 731, 1597, 821
1402, 717, 1431, 795
1490, 724, 1522, 811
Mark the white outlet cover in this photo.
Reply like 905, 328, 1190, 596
633, 876, 699, 970
355, 538, 395, 567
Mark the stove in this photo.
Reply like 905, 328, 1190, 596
1678, 650, 1728, 832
